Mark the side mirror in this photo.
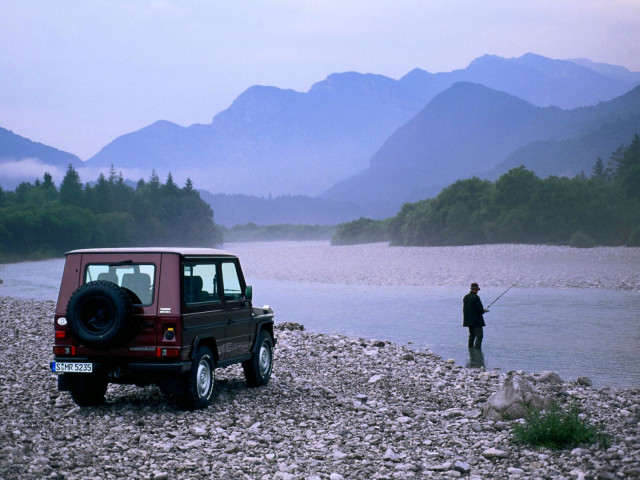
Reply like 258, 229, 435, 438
244, 285, 253, 301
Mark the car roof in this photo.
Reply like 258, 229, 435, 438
66, 247, 237, 257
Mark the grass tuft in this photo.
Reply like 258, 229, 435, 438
512, 401, 610, 450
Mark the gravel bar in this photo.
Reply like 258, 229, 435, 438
1, 297, 639, 479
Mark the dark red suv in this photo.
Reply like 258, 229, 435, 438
51, 247, 275, 408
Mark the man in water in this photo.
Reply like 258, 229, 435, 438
463, 282, 488, 349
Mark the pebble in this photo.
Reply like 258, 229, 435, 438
1, 297, 639, 480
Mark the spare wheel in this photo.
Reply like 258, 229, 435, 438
66, 280, 134, 348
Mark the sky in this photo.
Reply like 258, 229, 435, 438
1, 0, 640, 160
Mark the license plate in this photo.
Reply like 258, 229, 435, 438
52, 362, 93, 373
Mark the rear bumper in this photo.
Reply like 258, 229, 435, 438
51, 358, 192, 380
127, 361, 191, 374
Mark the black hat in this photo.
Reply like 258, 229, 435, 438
470, 282, 480, 290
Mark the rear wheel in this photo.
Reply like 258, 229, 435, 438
67, 373, 108, 407
243, 330, 273, 387
181, 347, 215, 409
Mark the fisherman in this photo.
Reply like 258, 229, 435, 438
463, 282, 488, 349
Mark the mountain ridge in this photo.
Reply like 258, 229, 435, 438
83, 53, 640, 198
0, 127, 81, 167
322, 83, 640, 217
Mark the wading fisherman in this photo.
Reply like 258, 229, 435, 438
463, 282, 488, 349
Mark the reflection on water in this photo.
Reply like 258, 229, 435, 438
466, 348, 485, 369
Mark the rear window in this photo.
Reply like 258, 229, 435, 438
85, 263, 156, 306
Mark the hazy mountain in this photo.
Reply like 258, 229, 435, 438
567, 58, 640, 84
0, 127, 82, 189
0, 127, 81, 166
400, 53, 639, 110
322, 83, 640, 217
199, 191, 364, 227
88, 74, 426, 197
487, 85, 640, 179
85, 54, 639, 199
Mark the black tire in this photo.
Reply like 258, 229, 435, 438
181, 346, 215, 409
243, 330, 273, 387
68, 373, 108, 407
66, 280, 134, 348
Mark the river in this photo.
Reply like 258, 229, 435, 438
1, 241, 639, 387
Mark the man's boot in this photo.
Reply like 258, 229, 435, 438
474, 338, 482, 350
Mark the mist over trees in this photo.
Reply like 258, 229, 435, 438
332, 135, 640, 247
0, 166, 222, 261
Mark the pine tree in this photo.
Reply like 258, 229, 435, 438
59, 165, 84, 206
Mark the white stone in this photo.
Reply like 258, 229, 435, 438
383, 447, 399, 461
483, 448, 508, 459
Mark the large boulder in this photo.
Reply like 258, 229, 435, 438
531, 371, 563, 385
482, 373, 551, 421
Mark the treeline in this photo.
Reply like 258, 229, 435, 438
332, 135, 640, 247
223, 223, 336, 243
0, 166, 222, 261
331, 217, 390, 246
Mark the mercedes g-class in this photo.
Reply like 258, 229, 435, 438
50, 247, 275, 408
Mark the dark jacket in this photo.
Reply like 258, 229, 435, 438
463, 291, 486, 327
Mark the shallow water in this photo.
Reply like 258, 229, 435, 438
2, 243, 639, 387
249, 279, 639, 388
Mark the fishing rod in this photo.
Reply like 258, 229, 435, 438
486, 283, 516, 309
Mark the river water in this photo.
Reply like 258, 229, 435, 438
2, 242, 639, 388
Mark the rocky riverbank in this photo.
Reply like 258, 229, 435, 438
1, 297, 639, 479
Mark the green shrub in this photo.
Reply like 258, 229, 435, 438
628, 225, 640, 246
513, 401, 609, 450
568, 231, 596, 248
331, 217, 389, 246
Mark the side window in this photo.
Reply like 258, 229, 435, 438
221, 262, 242, 301
183, 262, 220, 305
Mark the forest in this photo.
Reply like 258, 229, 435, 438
332, 135, 640, 247
0, 166, 222, 261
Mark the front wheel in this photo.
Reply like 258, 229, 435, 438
243, 330, 273, 387
181, 346, 215, 409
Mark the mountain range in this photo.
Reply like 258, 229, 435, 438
84, 53, 640, 198
1, 53, 639, 225
324, 82, 640, 216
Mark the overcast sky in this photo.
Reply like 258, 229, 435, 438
2, 0, 639, 159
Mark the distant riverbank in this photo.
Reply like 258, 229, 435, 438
229, 241, 640, 291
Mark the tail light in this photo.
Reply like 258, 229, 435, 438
53, 346, 76, 355
157, 347, 180, 357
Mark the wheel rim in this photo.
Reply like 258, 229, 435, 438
258, 341, 272, 376
79, 296, 115, 334
196, 357, 212, 397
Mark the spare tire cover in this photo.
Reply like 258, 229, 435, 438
66, 280, 134, 348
